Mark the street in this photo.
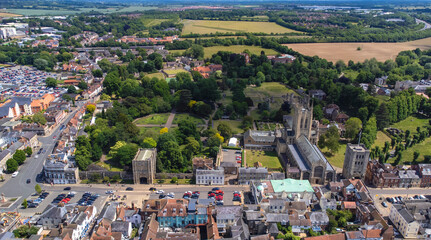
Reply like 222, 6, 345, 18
0, 101, 85, 211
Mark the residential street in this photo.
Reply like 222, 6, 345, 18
0, 101, 85, 211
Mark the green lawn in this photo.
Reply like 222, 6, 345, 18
173, 113, 205, 125
145, 72, 165, 80
95, 161, 123, 172
402, 137, 431, 163
220, 90, 233, 105
319, 143, 347, 168
245, 82, 296, 110
139, 126, 163, 136
134, 113, 170, 125
390, 114, 430, 133
246, 150, 283, 170
214, 120, 244, 134
372, 131, 392, 149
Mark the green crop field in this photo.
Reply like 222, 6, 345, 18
173, 113, 205, 125
182, 20, 302, 35
170, 45, 278, 58
203, 45, 278, 58
134, 113, 170, 125
389, 114, 430, 133
246, 150, 283, 170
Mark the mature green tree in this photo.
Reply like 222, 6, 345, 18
376, 103, 390, 130
45, 77, 57, 88
92, 69, 103, 78
6, 158, 18, 173
78, 80, 88, 90
24, 147, 32, 156
32, 112, 47, 125
13, 150, 26, 165
35, 184, 42, 194
112, 143, 139, 167
143, 137, 157, 148
98, 58, 112, 72
34, 58, 48, 70
345, 117, 362, 140
185, 44, 204, 59
323, 126, 340, 154
13, 225, 39, 238
22, 199, 27, 209
217, 122, 232, 140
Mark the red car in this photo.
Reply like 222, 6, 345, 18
208, 193, 215, 197
216, 195, 223, 201
237, 160, 241, 163
193, 191, 200, 195
234, 193, 241, 197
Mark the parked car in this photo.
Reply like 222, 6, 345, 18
105, 190, 114, 194
64, 187, 71, 191
156, 190, 164, 194
126, 187, 134, 191
149, 187, 156, 191
212, 187, 220, 191
382, 202, 388, 208
11, 171, 19, 178
26, 179, 31, 184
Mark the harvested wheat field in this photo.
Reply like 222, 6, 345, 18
0, 12, 22, 18
285, 37, 431, 62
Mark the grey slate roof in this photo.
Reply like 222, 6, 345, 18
245, 130, 276, 143
266, 213, 289, 223
395, 205, 415, 223
111, 221, 131, 232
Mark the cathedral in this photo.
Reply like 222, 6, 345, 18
276, 93, 336, 185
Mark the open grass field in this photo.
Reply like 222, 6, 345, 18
171, 45, 278, 58
402, 137, 431, 163
319, 143, 347, 169
139, 126, 163, 136
145, 72, 165, 80
285, 36, 431, 62
182, 20, 302, 35
134, 113, 170, 125
389, 114, 430, 133
245, 150, 283, 170
245, 82, 296, 110
173, 113, 205, 125
372, 131, 392, 149
214, 120, 243, 134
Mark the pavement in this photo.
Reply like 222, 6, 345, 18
0, 101, 85, 211
164, 110, 176, 129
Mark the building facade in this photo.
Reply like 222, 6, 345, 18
132, 148, 156, 184
342, 143, 370, 179
43, 155, 79, 184
389, 204, 420, 239
238, 167, 268, 185
195, 169, 224, 185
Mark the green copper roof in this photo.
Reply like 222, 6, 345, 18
270, 179, 314, 193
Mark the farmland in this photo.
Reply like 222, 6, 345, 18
0, 12, 22, 17
285, 36, 431, 62
182, 20, 302, 35
170, 45, 278, 58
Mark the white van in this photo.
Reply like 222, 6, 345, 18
11, 171, 19, 177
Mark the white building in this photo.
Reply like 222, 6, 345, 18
389, 204, 420, 239
195, 169, 224, 185
0, 27, 17, 39
228, 137, 238, 147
